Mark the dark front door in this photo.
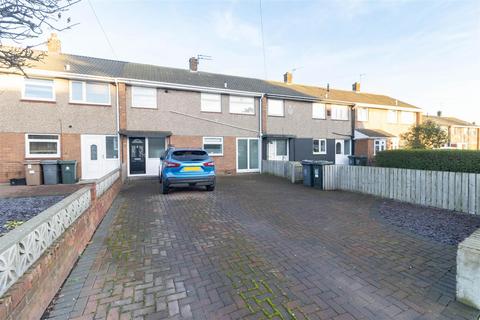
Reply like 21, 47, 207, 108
129, 137, 146, 174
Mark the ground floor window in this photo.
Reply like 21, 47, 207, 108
313, 139, 327, 154
106, 136, 119, 159
25, 134, 60, 158
374, 139, 386, 154
390, 138, 399, 150
267, 139, 289, 160
203, 137, 223, 156
148, 137, 165, 158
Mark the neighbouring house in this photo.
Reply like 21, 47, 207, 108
0, 34, 321, 183
425, 112, 480, 150
274, 73, 423, 162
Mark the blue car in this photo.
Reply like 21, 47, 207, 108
159, 148, 215, 194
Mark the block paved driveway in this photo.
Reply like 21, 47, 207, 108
43, 175, 480, 320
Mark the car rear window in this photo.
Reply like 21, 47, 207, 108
171, 150, 209, 161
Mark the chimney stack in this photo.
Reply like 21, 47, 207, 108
283, 72, 292, 84
47, 33, 61, 53
189, 57, 198, 72
352, 82, 360, 93
437, 110, 442, 117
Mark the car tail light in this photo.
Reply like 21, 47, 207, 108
203, 161, 215, 167
165, 161, 180, 168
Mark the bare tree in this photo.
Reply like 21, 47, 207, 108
0, 0, 79, 74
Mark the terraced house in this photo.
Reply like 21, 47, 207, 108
0, 35, 426, 183
275, 74, 423, 162
425, 113, 480, 150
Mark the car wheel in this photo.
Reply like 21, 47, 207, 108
162, 180, 169, 194
206, 184, 215, 191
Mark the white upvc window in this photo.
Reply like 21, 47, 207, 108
387, 110, 398, 123
25, 134, 60, 158
331, 105, 349, 120
374, 139, 386, 155
313, 139, 327, 154
229, 96, 255, 115
312, 103, 326, 119
268, 99, 284, 116
201, 93, 221, 112
400, 111, 416, 124
203, 137, 223, 156
132, 86, 157, 108
356, 107, 369, 122
70, 81, 111, 105
23, 78, 55, 101
105, 136, 119, 159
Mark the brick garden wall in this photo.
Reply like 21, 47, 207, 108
0, 177, 123, 320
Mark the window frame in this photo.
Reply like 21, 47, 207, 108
69, 80, 111, 105
105, 135, 119, 160
131, 86, 157, 109
356, 107, 369, 122
400, 111, 416, 124
203, 136, 224, 156
387, 110, 398, 124
331, 105, 349, 121
229, 95, 255, 115
313, 138, 327, 155
25, 133, 61, 158
374, 138, 387, 155
147, 137, 165, 159
22, 78, 56, 101
200, 93, 222, 113
312, 103, 326, 119
268, 99, 284, 117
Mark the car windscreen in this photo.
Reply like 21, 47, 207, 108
171, 150, 209, 161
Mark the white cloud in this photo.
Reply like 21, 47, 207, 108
214, 10, 262, 48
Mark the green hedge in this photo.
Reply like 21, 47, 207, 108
375, 149, 480, 173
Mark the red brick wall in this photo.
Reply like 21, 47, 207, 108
0, 133, 81, 183
0, 133, 25, 183
0, 177, 123, 320
261, 96, 267, 134
169, 135, 237, 174
118, 82, 127, 131
354, 139, 375, 161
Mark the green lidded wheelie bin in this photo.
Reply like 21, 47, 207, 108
59, 160, 77, 184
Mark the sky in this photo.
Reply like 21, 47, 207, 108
31, 0, 480, 123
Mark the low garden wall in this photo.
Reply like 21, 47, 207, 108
262, 160, 303, 183
457, 228, 480, 309
0, 169, 122, 320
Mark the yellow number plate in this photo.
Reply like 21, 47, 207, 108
184, 167, 201, 172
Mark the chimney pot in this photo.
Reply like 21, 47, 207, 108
47, 33, 61, 53
189, 57, 198, 72
352, 82, 360, 92
437, 110, 442, 117
283, 72, 292, 84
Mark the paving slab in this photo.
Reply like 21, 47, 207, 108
43, 175, 480, 319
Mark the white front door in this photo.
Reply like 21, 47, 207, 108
237, 138, 260, 173
335, 139, 350, 165
81, 135, 119, 180
267, 139, 289, 161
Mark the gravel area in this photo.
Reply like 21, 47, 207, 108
0, 196, 66, 235
377, 200, 480, 245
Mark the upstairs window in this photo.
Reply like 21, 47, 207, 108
23, 78, 55, 101
203, 137, 223, 156
230, 96, 255, 115
356, 107, 369, 122
268, 99, 284, 116
25, 134, 60, 158
312, 103, 326, 119
331, 105, 349, 120
201, 93, 221, 112
401, 111, 415, 124
387, 110, 398, 123
132, 86, 157, 108
70, 81, 110, 105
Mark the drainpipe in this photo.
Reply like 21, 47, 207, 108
114, 79, 120, 167
259, 94, 264, 172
